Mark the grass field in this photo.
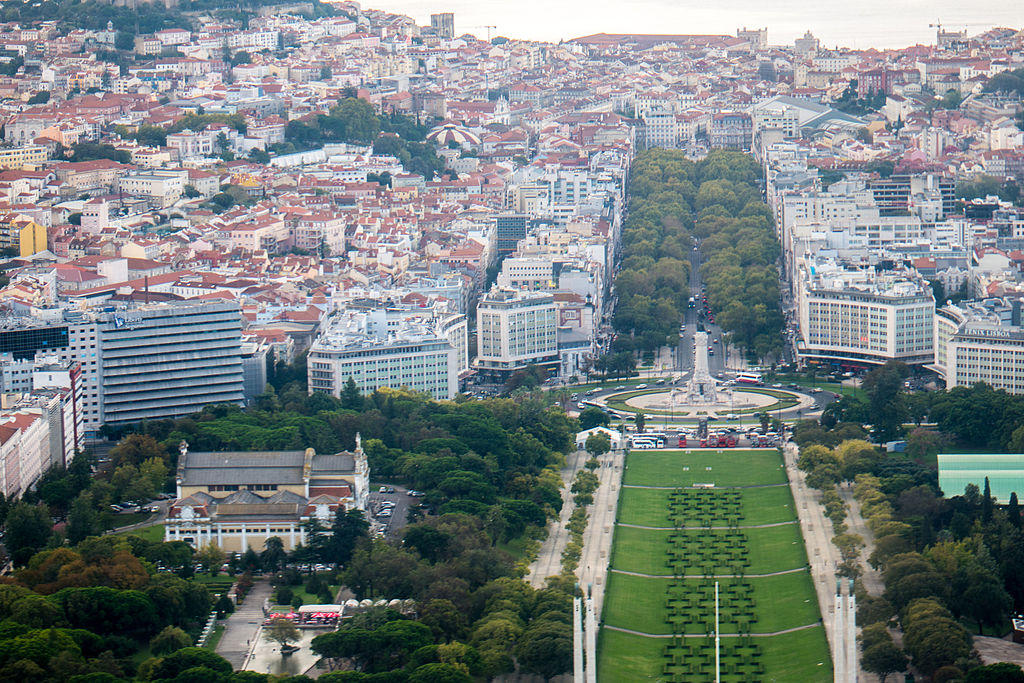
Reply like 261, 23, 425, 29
623, 450, 788, 488
599, 447, 830, 681
609, 523, 807, 576
603, 388, 797, 417
602, 570, 822, 635
597, 626, 832, 682
617, 484, 797, 528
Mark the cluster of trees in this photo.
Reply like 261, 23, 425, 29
284, 98, 445, 179
795, 419, 1024, 678
832, 82, 887, 116
313, 550, 574, 679
956, 173, 1023, 206
827, 373, 1024, 452
0, 528, 218, 682
614, 149, 782, 359
55, 143, 132, 164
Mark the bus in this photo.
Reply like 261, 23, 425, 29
735, 371, 763, 385
631, 432, 667, 448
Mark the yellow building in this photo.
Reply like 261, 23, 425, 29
165, 438, 370, 552
0, 213, 47, 256
0, 145, 47, 170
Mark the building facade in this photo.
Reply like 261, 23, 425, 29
474, 288, 558, 380
165, 438, 369, 552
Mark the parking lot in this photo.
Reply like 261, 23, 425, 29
367, 486, 426, 538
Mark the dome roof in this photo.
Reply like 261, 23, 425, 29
427, 122, 481, 146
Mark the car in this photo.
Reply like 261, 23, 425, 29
635, 384, 648, 389
109, 504, 123, 512
571, 393, 579, 400
378, 510, 393, 519
408, 490, 424, 497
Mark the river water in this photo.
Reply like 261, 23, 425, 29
369, 0, 1023, 50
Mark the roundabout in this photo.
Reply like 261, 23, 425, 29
603, 386, 811, 418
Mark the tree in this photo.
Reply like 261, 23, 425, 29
634, 412, 646, 433
150, 625, 191, 655
578, 407, 609, 431
67, 492, 100, 544
516, 621, 572, 680
27, 91, 49, 104
965, 663, 1024, 683
341, 377, 363, 410
5, 502, 52, 566
584, 432, 611, 458
861, 641, 907, 683
982, 476, 993, 522
183, 184, 201, 198
1010, 491, 1021, 529
266, 617, 300, 652
329, 508, 369, 566
115, 31, 134, 51
262, 536, 287, 572
151, 648, 233, 680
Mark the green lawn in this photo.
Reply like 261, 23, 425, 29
597, 626, 832, 682
114, 523, 165, 543
602, 570, 821, 635
609, 523, 807, 576
623, 450, 787, 488
202, 624, 225, 651
617, 485, 797, 528
599, 445, 828, 679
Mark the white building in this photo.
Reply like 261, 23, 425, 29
796, 261, 935, 367
933, 299, 1024, 395
308, 310, 462, 400
474, 289, 558, 380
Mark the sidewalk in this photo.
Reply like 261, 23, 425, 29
216, 580, 272, 669
526, 450, 587, 588
578, 448, 625, 618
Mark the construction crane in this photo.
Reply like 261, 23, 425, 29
928, 19, 994, 32
468, 25, 498, 42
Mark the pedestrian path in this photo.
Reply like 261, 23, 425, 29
216, 580, 272, 669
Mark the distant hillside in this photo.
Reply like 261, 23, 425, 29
0, 0, 337, 34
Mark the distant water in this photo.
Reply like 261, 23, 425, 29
369, 0, 1023, 49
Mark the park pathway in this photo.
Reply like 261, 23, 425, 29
216, 580, 272, 669
610, 566, 809, 579
578, 447, 625, 618
526, 450, 588, 588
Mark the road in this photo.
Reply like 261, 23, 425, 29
675, 244, 728, 377
527, 450, 589, 587
577, 447, 625, 618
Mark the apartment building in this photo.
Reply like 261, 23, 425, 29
0, 145, 47, 170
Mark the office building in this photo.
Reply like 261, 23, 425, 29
308, 309, 462, 400
796, 261, 934, 368
474, 288, 558, 380
495, 213, 530, 256
97, 301, 244, 425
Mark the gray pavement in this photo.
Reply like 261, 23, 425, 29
216, 580, 272, 669
527, 450, 588, 588
577, 447, 625, 618
784, 442, 845, 669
